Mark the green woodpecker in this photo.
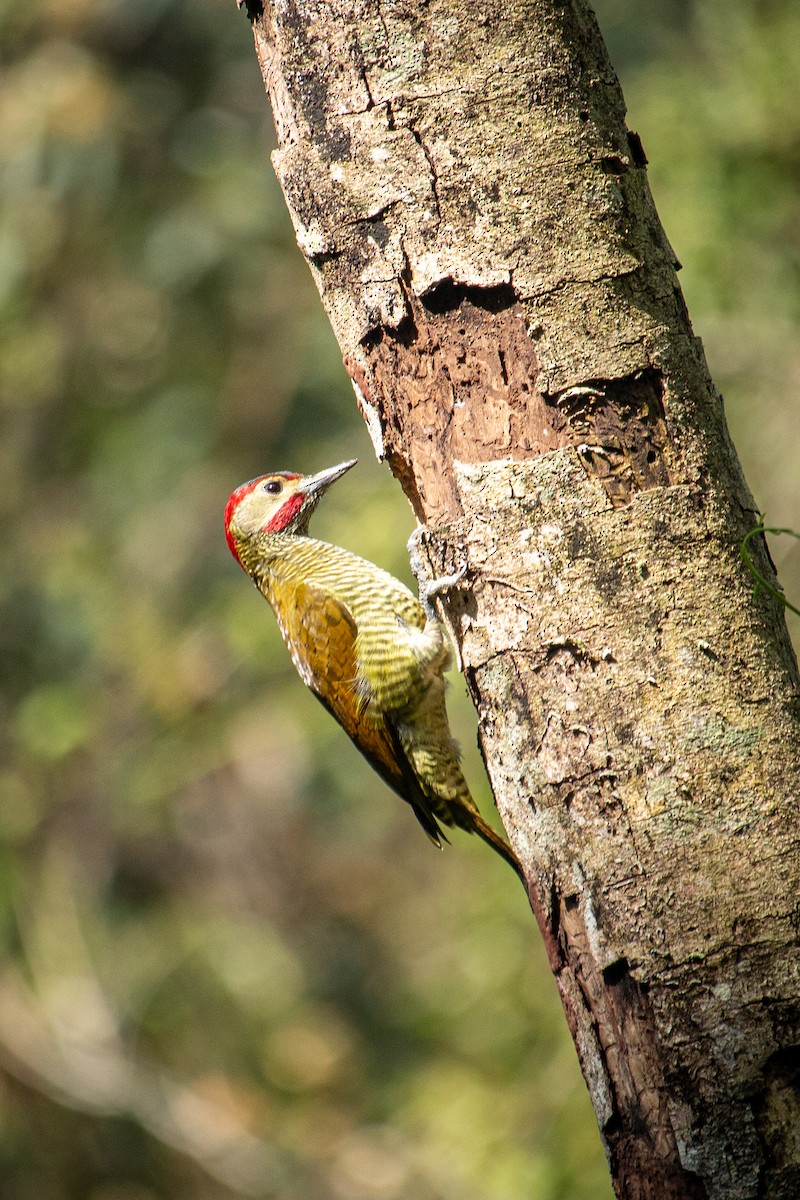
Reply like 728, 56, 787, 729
225, 459, 522, 879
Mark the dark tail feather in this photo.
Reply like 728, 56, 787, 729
383, 723, 522, 879
471, 813, 525, 883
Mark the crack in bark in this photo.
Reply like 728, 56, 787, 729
408, 124, 442, 222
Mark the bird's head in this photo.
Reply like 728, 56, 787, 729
225, 458, 357, 565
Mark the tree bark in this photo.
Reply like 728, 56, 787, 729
242, 2, 800, 1198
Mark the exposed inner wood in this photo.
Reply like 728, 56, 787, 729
361, 288, 673, 523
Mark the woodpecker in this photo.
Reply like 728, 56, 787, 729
225, 459, 522, 879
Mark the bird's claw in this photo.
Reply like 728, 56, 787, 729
408, 524, 469, 659
421, 562, 468, 610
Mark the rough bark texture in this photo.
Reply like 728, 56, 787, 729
244, 2, 800, 1198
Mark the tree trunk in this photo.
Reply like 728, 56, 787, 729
241, 2, 800, 1197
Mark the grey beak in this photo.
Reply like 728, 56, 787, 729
300, 459, 357, 496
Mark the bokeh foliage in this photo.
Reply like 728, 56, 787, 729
1, 1, 798, 1197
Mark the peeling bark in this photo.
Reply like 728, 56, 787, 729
241, 3, 800, 1198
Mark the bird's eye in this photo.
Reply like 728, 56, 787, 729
264, 480, 283, 495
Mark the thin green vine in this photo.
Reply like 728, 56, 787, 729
740, 519, 800, 618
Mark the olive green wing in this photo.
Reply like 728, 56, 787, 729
268, 579, 447, 846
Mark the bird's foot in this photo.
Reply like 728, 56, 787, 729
408, 525, 467, 614
420, 562, 467, 613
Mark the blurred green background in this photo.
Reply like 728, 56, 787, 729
1, 1, 798, 1197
